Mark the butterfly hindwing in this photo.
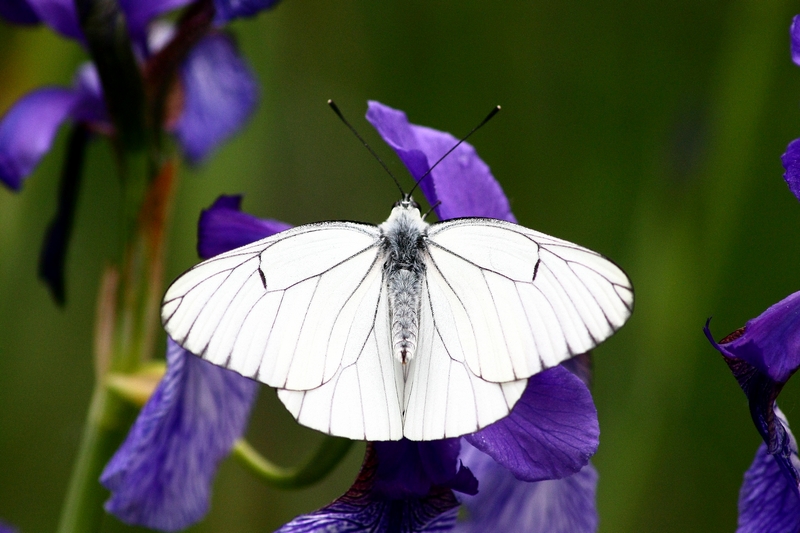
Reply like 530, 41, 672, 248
402, 274, 528, 440
277, 261, 405, 440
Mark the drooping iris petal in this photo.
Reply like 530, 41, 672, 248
38, 124, 90, 305
214, 0, 282, 23
277, 446, 459, 533
737, 408, 800, 533
465, 365, 599, 481
25, 0, 81, 39
0, 0, 40, 24
174, 33, 259, 163
0, 88, 79, 190
365, 100, 515, 223
791, 15, 800, 67
455, 444, 598, 533
726, 353, 791, 457
705, 291, 800, 385
70, 63, 109, 126
561, 352, 593, 387
738, 439, 800, 533
706, 308, 800, 489
197, 195, 291, 259
101, 339, 258, 532
372, 439, 477, 499
782, 138, 800, 204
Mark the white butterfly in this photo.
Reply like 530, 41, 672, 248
162, 195, 633, 441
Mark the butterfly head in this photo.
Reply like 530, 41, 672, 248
381, 195, 427, 233
394, 195, 420, 211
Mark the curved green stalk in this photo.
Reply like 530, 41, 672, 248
233, 437, 354, 489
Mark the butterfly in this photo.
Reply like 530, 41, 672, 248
161, 193, 633, 441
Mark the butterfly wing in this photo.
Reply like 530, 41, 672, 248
162, 221, 389, 392
277, 264, 405, 440
402, 273, 528, 440
424, 217, 633, 384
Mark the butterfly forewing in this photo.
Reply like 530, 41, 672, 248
424, 218, 633, 382
162, 222, 384, 391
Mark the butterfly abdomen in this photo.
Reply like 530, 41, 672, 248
380, 203, 428, 366
387, 268, 421, 364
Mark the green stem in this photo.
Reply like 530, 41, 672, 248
233, 437, 354, 489
56, 383, 138, 533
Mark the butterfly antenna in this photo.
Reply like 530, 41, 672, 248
421, 200, 442, 220
408, 105, 501, 197
328, 100, 405, 196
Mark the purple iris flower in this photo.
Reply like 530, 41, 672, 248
0, 0, 278, 191
705, 291, 800, 533
702, 18, 800, 532
783, 15, 800, 202
101, 195, 286, 531
0, 520, 16, 533
106, 101, 602, 531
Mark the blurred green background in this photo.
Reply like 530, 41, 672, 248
2, 0, 800, 531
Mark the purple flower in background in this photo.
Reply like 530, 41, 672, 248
0, 0, 279, 304
0, 0, 281, 45
711, 21, 800, 528
782, 15, 800, 202
101, 338, 258, 531
706, 291, 800, 533
101, 195, 288, 531
0, 0, 275, 191
738, 410, 800, 533
0, 519, 16, 533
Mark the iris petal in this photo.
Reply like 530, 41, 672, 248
277, 446, 459, 533
0, 88, 79, 190
455, 444, 598, 533
101, 339, 258, 532
70, 63, 108, 125
25, 0, 81, 40
736, 409, 800, 533
791, 15, 800, 67
705, 291, 800, 385
197, 195, 291, 259
366, 100, 515, 222
118, 0, 191, 42
372, 439, 477, 499
465, 365, 599, 481
174, 34, 259, 163
782, 138, 800, 204
213, 0, 282, 24
0, 0, 40, 24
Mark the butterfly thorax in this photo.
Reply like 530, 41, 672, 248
379, 203, 429, 367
